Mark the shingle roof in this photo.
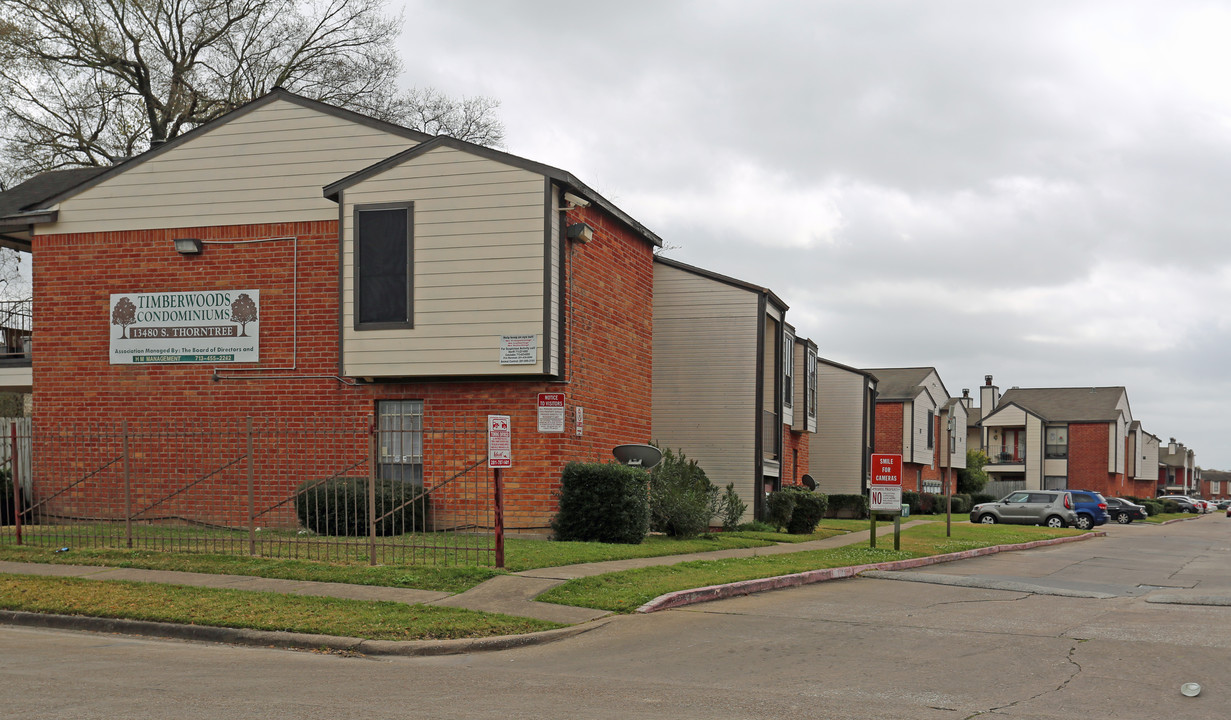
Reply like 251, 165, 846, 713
863, 367, 935, 401
0, 166, 111, 218
996, 387, 1128, 422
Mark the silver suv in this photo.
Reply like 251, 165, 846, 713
969, 490, 1077, 528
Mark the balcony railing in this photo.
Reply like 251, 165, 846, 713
993, 450, 1024, 464
0, 299, 31, 361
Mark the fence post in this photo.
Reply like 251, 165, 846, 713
10, 422, 21, 545
494, 467, 505, 569
247, 417, 255, 556
123, 419, 132, 549
368, 426, 377, 566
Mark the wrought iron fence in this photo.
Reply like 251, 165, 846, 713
0, 413, 497, 566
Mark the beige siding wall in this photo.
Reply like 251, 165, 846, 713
1043, 458, 1069, 478
811, 365, 867, 494
984, 406, 1026, 427
0, 365, 31, 392
42, 100, 417, 235
1138, 435, 1160, 481
942, 403, 967, 469
1025, 416, 1044, 489
910, 394, 937, 465
341, 146, 548, 377
652, 263, 759, 520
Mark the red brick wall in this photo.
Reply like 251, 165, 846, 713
1067, 422, 1123, 496
32, 207, 654, 532
874, 403, 903, 455
781, 425, 810, 487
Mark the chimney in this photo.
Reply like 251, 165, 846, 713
960, 388, 972, 409
980, 375, 1000, 412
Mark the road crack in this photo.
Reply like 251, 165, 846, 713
961, 641, 1083, 720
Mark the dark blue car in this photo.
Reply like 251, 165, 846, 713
1069, 490, 1109, 530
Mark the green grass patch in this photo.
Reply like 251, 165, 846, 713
722, 527, 849, 544
0, 545, 498, 593
502, 534, 776, 571
0, 573, 560, 640
538, 522, 1079, 613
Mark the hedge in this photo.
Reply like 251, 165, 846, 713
552, 462, 649, 544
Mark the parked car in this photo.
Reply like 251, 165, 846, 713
969, 490, 1077, 528
1104, 497, 1148, 524
1158, 495, 1202, 513
1217, 500, 1231, 510
1068, 490, 1110, 529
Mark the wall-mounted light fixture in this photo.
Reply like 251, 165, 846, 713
566, 223, 593, 244
173, 238, 203, 255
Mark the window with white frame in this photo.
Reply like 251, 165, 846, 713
1045, 426, 1068, 458
806, 348, 818, 420
377, 400, 423, 484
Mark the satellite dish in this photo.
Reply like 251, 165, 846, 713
801, 474, 817, 491
612, 444, 663, 470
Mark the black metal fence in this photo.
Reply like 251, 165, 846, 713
0, 414, 497, 566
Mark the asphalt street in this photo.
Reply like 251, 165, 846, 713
2, 515, 1229, 719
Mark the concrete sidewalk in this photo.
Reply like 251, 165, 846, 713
1, 518, 1025, 654
0, 519, 935, 625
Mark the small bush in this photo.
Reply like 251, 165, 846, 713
971, 493, 996, 506
827, 493, 870, 519
786, 488, 828, 534
903, 491, 923, 515
648, 447, 717, 539
765, 489, 797, 531
718, 482, 747, 532
295, 476, 429, 537
552, 462, 649, 544
1142, 500, 1162, 517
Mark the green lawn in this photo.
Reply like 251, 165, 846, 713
0, 573, 561, 641
537, 523, 1081, 613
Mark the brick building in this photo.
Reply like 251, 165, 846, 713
862, 367, 959, 492
0, 89, 663, 532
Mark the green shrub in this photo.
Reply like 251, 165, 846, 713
1159, 499, 1183, 514
826, 493, 870, 519
718, 482, 747, 532
971, 493, 996, 506
295, 476, 429, 537
1142, 500, 1162, 517
552, 462, 649, 544
785, 488, 828, 534
902, 491, 923, 515
764, 489, 796, 531
648, 447, 717, 539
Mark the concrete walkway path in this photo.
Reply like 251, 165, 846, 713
0, 519, 936, 624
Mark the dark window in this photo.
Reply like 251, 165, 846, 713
355, 203, 413, 328
805, 349, 818, 420
783, 333, 794, 408
927, 410, 935, 449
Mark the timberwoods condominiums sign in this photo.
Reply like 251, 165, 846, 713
109, 290, 260, 364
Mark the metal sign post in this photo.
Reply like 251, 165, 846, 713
870, 453, 903, 549
488, 415, 512, 569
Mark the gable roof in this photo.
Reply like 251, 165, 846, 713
996, 386, 1129, 423
22, 89, 435, 216
324, 135, 662, 248
0, 167, 111, 218
863, 367, 938, 402
653, 255, 788, 311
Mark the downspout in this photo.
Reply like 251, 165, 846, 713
753, 293, 766, 520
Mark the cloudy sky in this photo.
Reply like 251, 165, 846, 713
396, 0, 1231, 470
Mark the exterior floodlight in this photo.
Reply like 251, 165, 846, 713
174, 238, 203, 255
612, 444, 663, 470
566, 223, 593, 244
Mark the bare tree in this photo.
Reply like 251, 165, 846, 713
0, 0, 504, 181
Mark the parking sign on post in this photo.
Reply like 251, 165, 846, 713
487, 415, 511, 569
869, 453, 904, 550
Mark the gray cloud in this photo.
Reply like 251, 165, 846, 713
399, 0, 1231, 468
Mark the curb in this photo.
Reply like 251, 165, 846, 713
0, 609, 609, 656
635, 531, 1107, 613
